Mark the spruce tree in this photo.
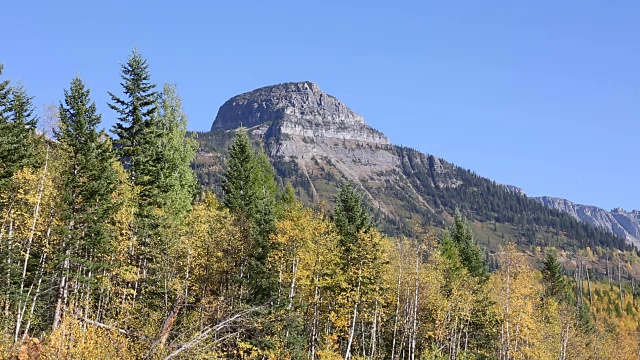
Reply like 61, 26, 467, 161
277, 183, 297, 214
334, 183, 372, 244
0, 64, 11, 189
56, 76, 118, 249
333, 183, 373, 269
249, 152, 278, 301
53, 76, 119, 325
0, 83, 40, 184
0, 64, 9, 121
108, 49, 157, 187
451, 210, 488, 281
222, 130, 259, 215
222, 131, 278, 303
541, 252, 566, 300
442, 211, 496, 355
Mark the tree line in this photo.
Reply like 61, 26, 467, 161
1, 52, 640, 359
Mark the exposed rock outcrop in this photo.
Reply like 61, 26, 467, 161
212, 81, 390, 145
536, 196, 640, 247
501, 184, 526, 196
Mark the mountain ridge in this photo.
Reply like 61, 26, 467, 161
192, 81, 632, 251
535, 196, 640, 248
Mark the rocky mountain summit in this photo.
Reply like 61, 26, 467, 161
193, 81, 631, 251
212, 81, 389, 145
536, 196, 640, 247
210, 82, 395, 205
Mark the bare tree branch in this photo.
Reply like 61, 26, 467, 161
163, 306, 263, 360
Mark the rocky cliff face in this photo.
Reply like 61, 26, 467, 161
212, 81, 390, 145
501, 184, 526, 196
210, 82, 395, 207
536, 196, 640, 247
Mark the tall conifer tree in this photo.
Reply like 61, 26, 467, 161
333, 183, 372, 266
0, 82, 40, 184
451, 210, 488, 281
108, 49, 157, 187
147, 83, 197, 213
222, 130, 259, 215
222, 131, 277, 302
0, 64, 9, 121
542, 252, 566, 301
53, 76, 119, 326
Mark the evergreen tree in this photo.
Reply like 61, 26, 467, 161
277, 182, 297, 215
251, 152, 278, 302
451, 210, 488, 281
439, 232, 464, 296
147, 83, 197, 213
0, 64, 11, 190
0, 83, 40, 184
222, 131, 278, 303
0, 64, 9, 121
333, 183, 372, 254
108, 49, 157, 187
53, 76, 120, 326
541, 252, 566, 301
222, 130, 259, 215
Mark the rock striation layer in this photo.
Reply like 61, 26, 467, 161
212, 81, 390, 145
536, 196, 640, 247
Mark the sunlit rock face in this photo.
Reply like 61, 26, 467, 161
536, 196, 640, 247
211, 81, 390, 145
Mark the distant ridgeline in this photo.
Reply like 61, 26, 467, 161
192, 81, 631, 252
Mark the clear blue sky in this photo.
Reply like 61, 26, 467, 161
2, 1, 638, 211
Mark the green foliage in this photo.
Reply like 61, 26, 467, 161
333, 183, 372, 252
222, 131, 278, 303
277, 182, 297, 214
222, 130, 259, 215
54, 76, 121, 322
450, 210, 489, 281
56, 76, 119, 243
541, 252, 567, 301
146, 83, 197, 214
108, 49, 158, 187
0, 81, 40, 184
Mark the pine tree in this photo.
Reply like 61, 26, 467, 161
249, 152, 278, 301
439, 232, 464, 296
108, 49, 157, 187
52, 76, 120, 327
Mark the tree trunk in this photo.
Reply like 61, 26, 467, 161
147, 295, 184, 359
344, 264, 362, 360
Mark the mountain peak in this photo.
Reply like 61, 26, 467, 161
211, 81, 389, 145
211, 81, 366, 130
